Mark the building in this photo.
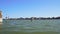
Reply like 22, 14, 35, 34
0, 10, 2, 24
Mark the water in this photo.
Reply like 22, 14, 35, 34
1, 19, 60, 34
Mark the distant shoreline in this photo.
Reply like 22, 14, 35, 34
3, 17, 60, 20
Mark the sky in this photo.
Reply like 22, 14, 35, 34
0, 0, 60, 18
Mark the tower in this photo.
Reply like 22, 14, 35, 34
0, 10, 2, 24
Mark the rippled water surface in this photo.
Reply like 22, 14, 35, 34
1, 19, 60, 34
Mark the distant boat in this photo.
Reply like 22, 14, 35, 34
0, 10, 2, 24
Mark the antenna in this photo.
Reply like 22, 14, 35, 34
5, 11, 9, 19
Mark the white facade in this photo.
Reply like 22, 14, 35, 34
0, 18, 2, 24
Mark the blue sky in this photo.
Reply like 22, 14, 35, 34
0, 0, 60, 18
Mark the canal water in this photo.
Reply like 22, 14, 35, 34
1, 19, 60, 34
